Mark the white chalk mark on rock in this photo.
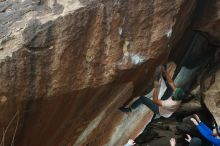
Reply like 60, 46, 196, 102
131, 54, 144, 65
118, 27, 122, 36
166, 27, 172, 38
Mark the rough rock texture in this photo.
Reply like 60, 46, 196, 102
201, 66, 220, 126
0, 0, 200, 146
192, 0, 220, 44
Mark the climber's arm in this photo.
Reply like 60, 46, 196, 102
162, 70, 176, 91
153, 81, 162, 106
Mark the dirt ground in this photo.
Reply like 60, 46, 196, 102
135, 118, 185, 146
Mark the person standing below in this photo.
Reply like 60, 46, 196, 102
119, 68, 185, 118
191, 114, 220, 146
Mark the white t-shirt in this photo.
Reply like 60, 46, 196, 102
159, 97, 181, 118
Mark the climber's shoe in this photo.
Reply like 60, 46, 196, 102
119, 106, 132, 113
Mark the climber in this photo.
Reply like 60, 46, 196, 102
170, 135, 202, 146
191, 114, 220, 146
119, 66, 185, 118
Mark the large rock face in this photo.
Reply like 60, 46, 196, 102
0, 0, 198, 146
201, 66, 220, 126
193, 0, 220, 44
192, 0, 220, 127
